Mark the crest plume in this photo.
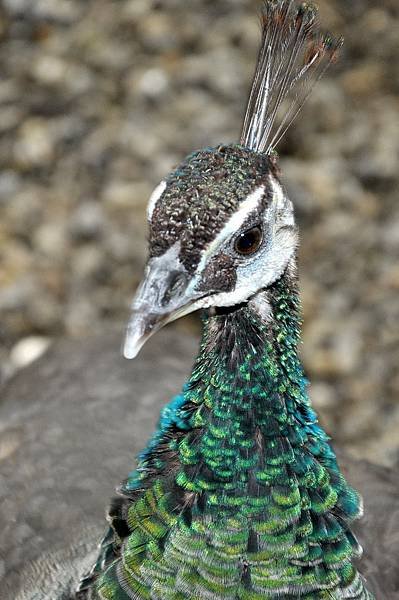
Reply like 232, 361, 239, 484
240, 0, 343, 154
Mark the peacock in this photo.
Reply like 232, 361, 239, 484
76, 2, 374, 599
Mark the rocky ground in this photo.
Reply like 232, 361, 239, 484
0, 0, 398, 465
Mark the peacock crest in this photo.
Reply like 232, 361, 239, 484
241, 0, 342, 154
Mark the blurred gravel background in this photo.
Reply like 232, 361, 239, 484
0, 0, 398, 465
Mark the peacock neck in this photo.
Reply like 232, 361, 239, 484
179, 265, 331, 499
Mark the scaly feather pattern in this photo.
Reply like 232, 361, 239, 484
240, 0, 343, 154
90, 270, 373, 599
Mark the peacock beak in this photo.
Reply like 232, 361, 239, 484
123, 253, 200, 360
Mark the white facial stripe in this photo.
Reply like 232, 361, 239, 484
195, 184, 266, 276
147, 180, 167, 221
217, 184, 265, 241
270, 175, 284, 210
269, 174, 295, 230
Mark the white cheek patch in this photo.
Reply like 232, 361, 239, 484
196, 227, 297, 309
187, 180, 297, 309
193, 209, 298, 310
147, 180, 167, 221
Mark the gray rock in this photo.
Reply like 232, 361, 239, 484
69, 203, 106, 242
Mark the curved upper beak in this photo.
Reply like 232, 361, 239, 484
123, 254, 201, 359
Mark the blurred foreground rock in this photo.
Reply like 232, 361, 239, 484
0, 331, 399, 599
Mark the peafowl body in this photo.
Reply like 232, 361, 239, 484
78, 2, 374, 599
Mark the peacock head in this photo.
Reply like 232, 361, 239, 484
123, 144, 297, 359
123, 1, 342, 359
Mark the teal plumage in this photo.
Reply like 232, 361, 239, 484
77, 2, 374, 598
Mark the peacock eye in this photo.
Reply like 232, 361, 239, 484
234, 225, 263, 256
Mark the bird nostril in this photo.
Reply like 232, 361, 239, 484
161, 272, 187, 306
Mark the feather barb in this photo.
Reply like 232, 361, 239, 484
240, 1, 343, 154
